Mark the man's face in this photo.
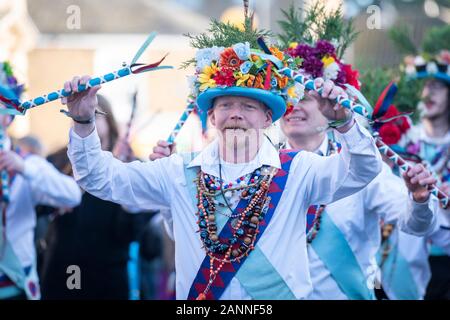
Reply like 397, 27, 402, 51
280, 92, 327, 140
420, 79, 449, 120
209, 95, 272, 139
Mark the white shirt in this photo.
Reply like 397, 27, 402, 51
67, 120, 382, 300
286, 137, 438, 300
2, 147, 82, 269
409, 125, 450, 146
382, 207, 450, 300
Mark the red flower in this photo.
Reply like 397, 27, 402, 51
220, 48, 243, 71
284, 104, 294, 116
341, 63, 360, 89
214, 68, 235, 87
383, 105, 411, 134
379, 123, 402, 145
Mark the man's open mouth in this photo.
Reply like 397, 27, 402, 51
286, 116, 307, 122
224, 127, 248, 132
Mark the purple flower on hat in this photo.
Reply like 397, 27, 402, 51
302, 57, 324, 78
294, 43, 314, 59
314, 40, 336, 56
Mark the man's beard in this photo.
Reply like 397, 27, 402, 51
422, 107, 449, 122
220, 128, 262, 163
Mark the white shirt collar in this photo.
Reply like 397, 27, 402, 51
187, 136, 281, 177
418, 125, 450, 145
285, 136, 329, 156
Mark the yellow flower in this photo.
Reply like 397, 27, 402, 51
287, 86, 296, 98
289, 42, 298, 49
198, 64, 218, 91
321, 55, 335, 67
234, 72, 251, 87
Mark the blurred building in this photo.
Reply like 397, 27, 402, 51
0, 0, 448, 157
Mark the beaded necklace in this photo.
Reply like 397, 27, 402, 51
202, 167, 268, 218
306, 139, 339, 244
194, 164, 278, 299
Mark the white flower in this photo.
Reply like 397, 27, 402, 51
426, 62, 438, 74
414, 56, 426, 66
323, 62, 340, 81
294, 82, 305, 100
287, 82, 305, 105
405, 64, 417, 76
232, 42, 251, 60
187, 75, 198, 94
195, 46, 224, 71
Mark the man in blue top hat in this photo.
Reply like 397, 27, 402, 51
62, 14, 383, 299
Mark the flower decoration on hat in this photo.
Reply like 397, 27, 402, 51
404, 50, 450, 84
372, 81, 412, 147
182, 9, 305, 122
390, 25, 450, 84
0, 62, 24, 97
0, 61, 25, 109
277, 3, 360, 115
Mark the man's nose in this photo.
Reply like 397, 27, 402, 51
229, 104, 244, 120
291, 103, 303, 112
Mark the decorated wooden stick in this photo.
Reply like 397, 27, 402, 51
167, 101, 196, 144
374, 133, 449, 209
0, 32, 173, 116
279, 67, 373, 119
256, 37, 373, 120
0, 126, 9, 203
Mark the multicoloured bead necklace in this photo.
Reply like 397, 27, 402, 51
194, 165, 278, 300
306, 205, 325, 243
202, 168, 269, 218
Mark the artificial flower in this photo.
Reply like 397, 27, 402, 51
220, 48, 243, 71
198, 64, 218, 91
195, 46, 224, 71
214, 68, 235, 87
232, 42, 251, 60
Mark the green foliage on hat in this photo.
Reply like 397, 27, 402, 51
181, 13, 271, 69
277, 2, 359, 59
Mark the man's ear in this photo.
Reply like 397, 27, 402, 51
208, 108, 215, 126
264, 109, 273, 128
